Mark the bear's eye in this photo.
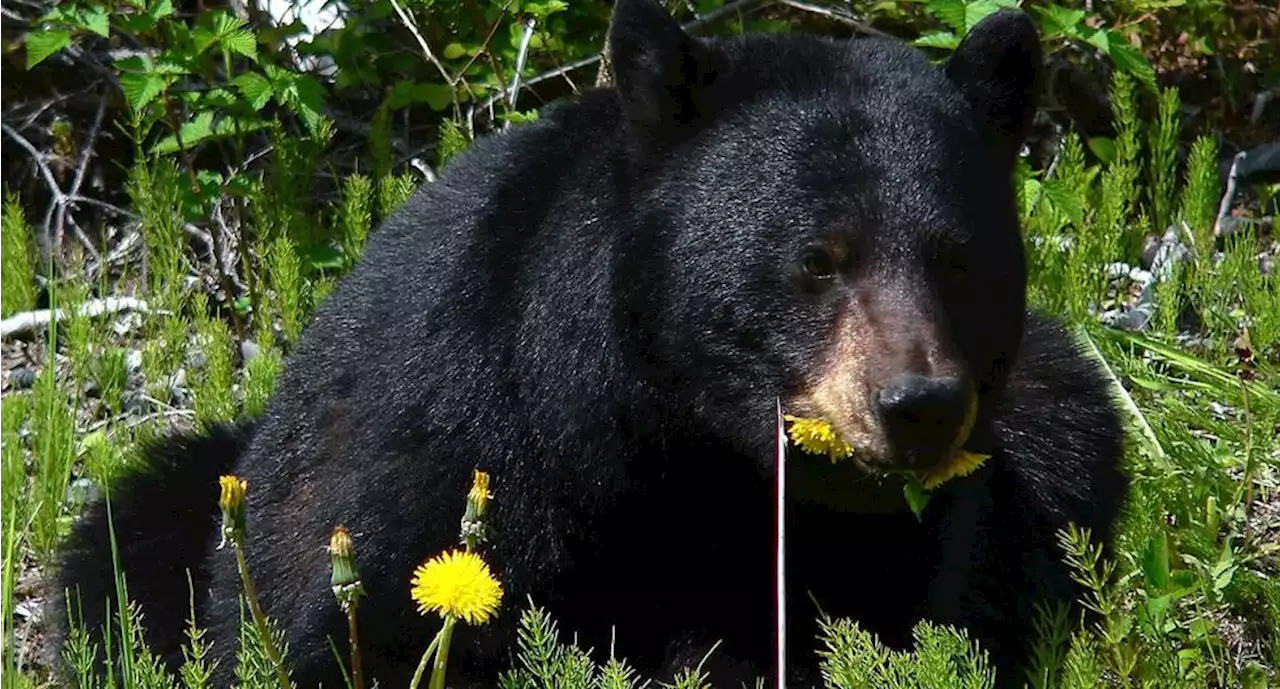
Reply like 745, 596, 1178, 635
800, 247, 837, 281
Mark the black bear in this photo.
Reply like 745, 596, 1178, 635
52, 0, 1129, 687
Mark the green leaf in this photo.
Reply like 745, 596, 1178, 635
387, 81, 455, 111
221, 29, 258, 61
1042, 178, 1085, 228
300, 244, 345, 271
1032, 5, 1085, 38
1106, 40, 1157, 92
80, 6, 111, 38
149, 0, 174, 20
902, 478, 931, 521
39, 6, 74, 24
1019, 176, 1042, 219
211, 11, 246, 36
1086, 136, 1117, 165
211, 12, 257, 61
232, 73, 274, 110
192, 26, 219, 55
151, 111, 216, 154
119, 72, 166, 114
910, 31, 961, 51
963, 0, 1018, 33
443, 42, 468, 60
1084, 27, 1110, 52
288, 74, 328, 135
502, 110, 541, 125
151, 113, 267, 156
1140, 532, 1170, 590
922, 0, 965, 34
25, 30, 72, 69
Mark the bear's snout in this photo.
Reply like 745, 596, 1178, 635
874, 373, 979, 471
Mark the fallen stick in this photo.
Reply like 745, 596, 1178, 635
1, 297, 151, 339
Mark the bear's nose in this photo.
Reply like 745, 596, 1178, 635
875, 374, 970, 460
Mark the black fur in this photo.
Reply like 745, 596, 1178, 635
51, 422, 254, 668
51, 2, 1128, 687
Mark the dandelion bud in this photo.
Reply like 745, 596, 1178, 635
329, 526, 359, 587
460, 470, 492, 548
467, 470, 491, 518
217, 475, 248, 548
328, 525, 365, 610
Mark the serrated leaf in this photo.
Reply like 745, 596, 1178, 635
221, 29, 258, 61
211, 11, 246, 36
911, 31, 960, 50
119, 13, 157, 33
25, 30, 72, 69
1032, 4, 1086, 38
922, 0, 966, 34
1019, 177, 1042, 218
119, 72, 165, 113
113, 55, 149, 73
963, 0, 1018, 32
1107, 40, 1157, 91
192, 26, 219, 55
1042, 178, 1086, 228
1085, 27, 1110, 52
284, 74, 328, 135
80, 6, 111, 37
39, 6, 74, 24
233, 73, 274, 110
151, 111, 216, 154
202, 88, 239, 108
149, 0, 174, 20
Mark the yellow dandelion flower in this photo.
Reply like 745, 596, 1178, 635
783, 415, 853, 462
410, 549, 503, 625
920, 450, 990, 490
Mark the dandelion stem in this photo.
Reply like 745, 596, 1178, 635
233, 541, 292, 689
407, 627, 444, 689
428, 616, 458, 689
348, 606, 365, 689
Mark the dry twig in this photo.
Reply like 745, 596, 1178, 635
1, 297, 151, 339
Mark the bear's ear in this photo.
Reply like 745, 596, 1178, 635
944, 9, 1041, 159
607, 0, 718, 136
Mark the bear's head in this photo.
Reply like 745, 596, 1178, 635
609, 0, 1040, 504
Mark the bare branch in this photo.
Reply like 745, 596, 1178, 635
66, 195, 140, 220
506, 17, 538, 114
1213, 151, 1247, 240
386, 0, 456, 87
477, 0, 771, 113
2, 121, 67, 204
1, 297, 152, 339
774, 0, 892, 38
55, 89, 111, 258
69, 91, 109, 200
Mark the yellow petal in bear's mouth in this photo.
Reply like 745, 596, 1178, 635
919, 449, 991, 490
782, 414, 853, 462
781, 414, 990, 490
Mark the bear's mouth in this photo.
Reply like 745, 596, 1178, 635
781, 390, 989, 488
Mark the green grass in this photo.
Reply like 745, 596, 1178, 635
1, 190, 37, 319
